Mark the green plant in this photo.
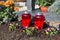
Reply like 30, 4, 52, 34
23, 27, 37, 36
45, 26, 58, 36
9, 23, 16, 31
0, 21, 3, 25
0, 5, 18, 23
36, 0, 55, 7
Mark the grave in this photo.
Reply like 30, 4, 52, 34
16, 0, 60, 26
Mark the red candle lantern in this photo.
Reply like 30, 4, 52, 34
34, 12, 45, 30
22, 11, 31, 29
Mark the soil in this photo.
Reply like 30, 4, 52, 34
0, 21, 60, 40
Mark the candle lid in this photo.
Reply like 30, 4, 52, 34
24, 11, 28, 14
37, 12, 43, 15
24, 10, 30, 14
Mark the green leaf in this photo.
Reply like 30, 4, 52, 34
35, 0, 55, 6
50, 32, 54, 36
25, 29, 33, 35
53, 31, 58, 35
9, 24, 16, 31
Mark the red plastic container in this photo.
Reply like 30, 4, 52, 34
22, 12, 31, 29
34, 12, 45, 30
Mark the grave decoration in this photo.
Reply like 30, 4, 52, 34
35, 0, 55, 13
0, 0, 60, 38
23, 27, 37, 36
45, 25, 60, 36
0, 0, 19, 24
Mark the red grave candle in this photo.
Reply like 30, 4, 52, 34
22, 11, 31, 29
34, 12, 45, 30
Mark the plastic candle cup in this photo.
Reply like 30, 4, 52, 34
34, 12, 45, 30
22, 11, 31, 29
